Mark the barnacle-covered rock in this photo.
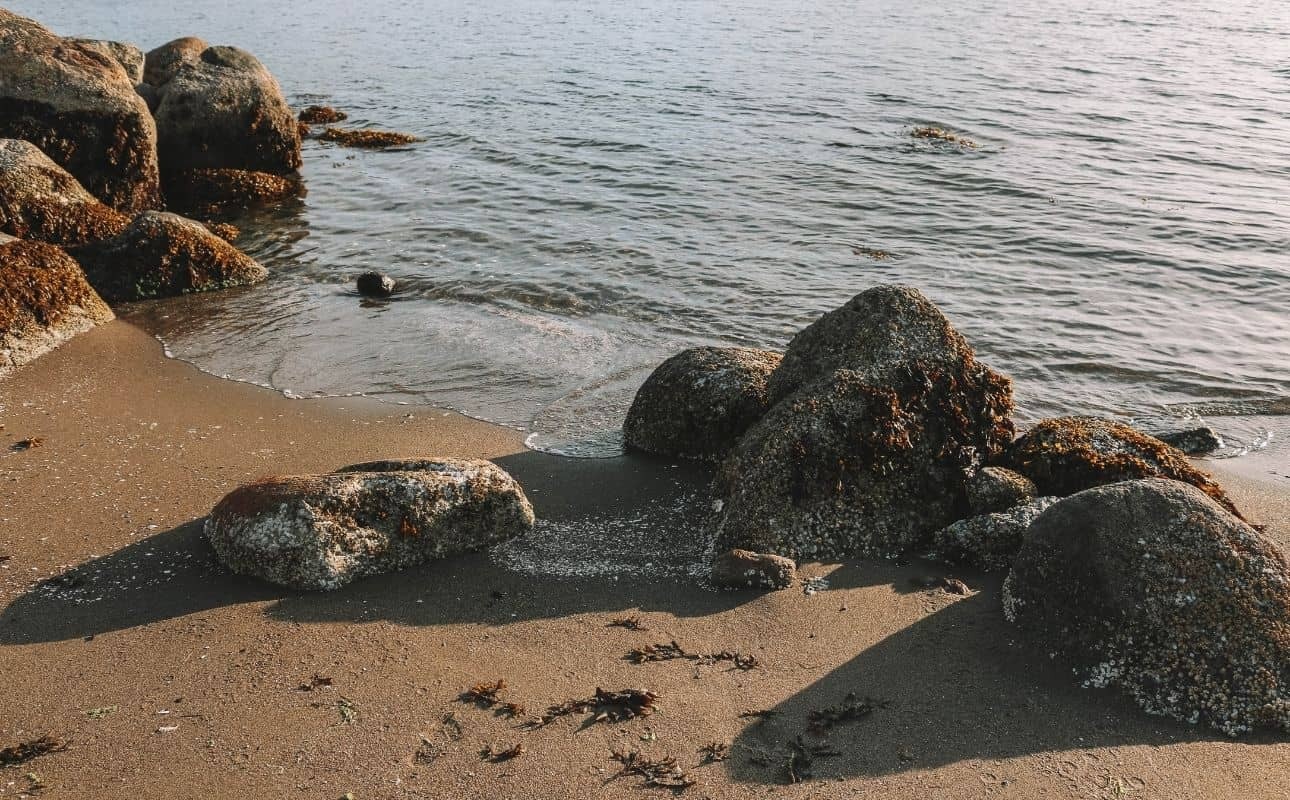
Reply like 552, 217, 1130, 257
153, 45, 301, 175
69, 211, 266, 301
1004, 478, 1290, 737
711, 549, 797, 590
205, 458, 536, 590
66, 38, 144, 84
624, 346, 782, 462
1153, 425, 1222, 455
713, 285, 1015, 560
142, 36, 206, 88
0, 238, 113, 377
0, 10, 161, 212
162, 167, 302, 216
0, 139, 129, 246
966, 465, 1036, 515
298, 105, 347, 124
1002, 416, 1241, 519
928, 496, 1058, 572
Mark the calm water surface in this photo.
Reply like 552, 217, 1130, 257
17, 0, 1290, 456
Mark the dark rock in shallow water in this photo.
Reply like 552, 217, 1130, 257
319, 127, 421, 148
356, 271, 396, 298
711, 549, 796, 590
163, 167, 302, 216
928, 496, 1058, 572
965, 465, 1036, 515
713, 285, 1015, 561
298, 105, 347, 124
0, 139, 129, 246
205, 458, 535, 590
142, 36, 206, 88
69, 211, 266, 301
0, 238, 113, 377
0, 10, 161, 212
1004, 478, 1290, 737
1002, 416, 1242, 519
624, 346, 782, 462
1153, 425, 1223, 455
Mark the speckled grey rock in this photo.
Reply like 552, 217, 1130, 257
711, 549, 796, 590
712, 286, 1015, 561
1003, 478, 1290, 737
142, 36, 206, 88
1, 238, 113, 378
1154, 425, 1223, 455
153, 44, 301, 176
66, 38, 144, 84
624, 346, 782, 462
205, 458, 536, 590
0, 139, 129, 246
928, 496, 1058, 572
69, 211, 266, 301
966, 466, 1036, 515
0, 10, 161, 212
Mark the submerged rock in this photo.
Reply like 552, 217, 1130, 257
0, 239, 113, 377
206, 458, 536, 590
714, 285, 1015, 561
319, 127, 421, 148
69, 211, 266, 301
928, 496, 1059, 572
0, 139, 129, 246
142, 36, 206, 88
965, 465, 1036, 515
711, 549, 796, 590
66, 38, 144, 84
162, 167, 301, 216
356, 271, 396, 298
624, 346, 782, 462
1153, 425, 1223, 455
1004, 478, 1290, 737
1002, 416, 1241, 519
0, 10, 161, 212
298, 105, 347, 124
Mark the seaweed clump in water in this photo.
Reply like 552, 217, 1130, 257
298, 105, 348, 124
910, 126, 977, 148
320, 127, 421, 149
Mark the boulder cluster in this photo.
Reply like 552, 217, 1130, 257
626, 284, 1289, 738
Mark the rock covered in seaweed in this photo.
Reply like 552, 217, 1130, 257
205, 458, 536, 590
713, 285, 1015, 560
0, 139, 129, 246
152, 45, 302, 176
319, 127, 420, 148
162, 167, 302, 216
1003, 478, 1290, 737
1002, 416, 1241, 519
298, 105, 347, 124
624, 346, 782, 462
966, 465, 1036, 515
69, 211, 266, 301
711, 549, 797, 590
0, 10, 161, 212
928, 496, 1058, 572
0, 238, 113, 377
66, 38, 144, 84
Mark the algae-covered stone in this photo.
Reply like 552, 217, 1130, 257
69, 211, 266, 301
624, 346, 782, 462
1004, 478, 1290, 737
0, 139, 130, 246
163, 167, 302, 216
205, 459, 536, 590
966, 465, 1036, 515
0, 10, 161, 212
0, 238, 113, 377
1002, 416, 1241, 519
928, 496, 1058, 572
711, 549, 796, 590
713, 286, 1015, 560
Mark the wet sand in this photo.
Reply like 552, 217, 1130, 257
0, 321, 1286, 799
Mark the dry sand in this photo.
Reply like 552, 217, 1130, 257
0, 320, 1286, 800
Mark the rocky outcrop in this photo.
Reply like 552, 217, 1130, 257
152, 44, 301, 176
624, 347, 782, 462
928, 496, 1058, 572
1001, 416, 1241, 519
66, 38, 144, 84
1004, 479, 1290, 737
0, 139, 129, 246
0, 10, 161, 212
205, 458, 536, 590
713, 286, 1015, 560
0, 238, 113, 377
965, 465, 1036, 515
142, 36, 206, 88
711, 549, 796, 590
69, 211, 266, 301
162, 167, 302, 216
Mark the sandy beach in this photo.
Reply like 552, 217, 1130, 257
0, 320, 1284, 799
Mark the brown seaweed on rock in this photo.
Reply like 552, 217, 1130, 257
298, 105, 348, 124
162, 167, 302, 217
0, 139, 129, 246
319, 127, 421, 148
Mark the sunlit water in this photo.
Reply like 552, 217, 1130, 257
17, 0, 1290, 458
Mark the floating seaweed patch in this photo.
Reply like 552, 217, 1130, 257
610, 750, 696, 792
910, 126, 977, 148
320, 128, 421, 149
298, 105, 348, 124
851, 245, 892, 260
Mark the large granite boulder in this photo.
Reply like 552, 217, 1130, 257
142, 37, 206, 88
1004, 479, 1289, 737
153, 44, 301, 177
1002, 416, 1241, 519
66, 38, 144, 84
0, 238, 113, 377
0, 138, 129, 246
0, 10, 161, 212
713, 286, 1015, 560
69, 211, 266, 301
624, 346, 782, 462
927, 496, 1058, 572
206, 459, 536, 590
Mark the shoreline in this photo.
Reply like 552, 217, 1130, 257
0, 320, 1286, 799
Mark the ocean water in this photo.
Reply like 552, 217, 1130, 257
15, 0, 1290, 458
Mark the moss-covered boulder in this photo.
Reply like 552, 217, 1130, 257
1004, 478, 1290, 737
624, 346, 782, 462
152, 45, 301, 176
69, 211, 266, 301
0, 238, 113, 377
163, 167, 302, 217
0, 138, 129, 246
0, 11, 160, 213
713, 286, 1015, 560
1002, 416, 1241, 519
